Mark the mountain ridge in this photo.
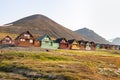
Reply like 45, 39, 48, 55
0, 14, 88, 40
75, 28, 111, 44
109, 37, 120, 45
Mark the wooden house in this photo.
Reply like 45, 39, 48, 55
15, 31, 34, 47
55, 38, 69, 49
68, 39, 79, 50
37, 34, 59, 49
96, 43, 100, 50
110, 45, 116, 50
104, 44, 110, 50
78, 40, 86, 50
90, 41, 96, 50
85, 41, 91, 50
1, 35, 14, 45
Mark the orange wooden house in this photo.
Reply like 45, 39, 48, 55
15, 31, 35, 47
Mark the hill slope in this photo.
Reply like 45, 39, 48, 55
0, 49, 120, 80
0, 14, 87, 40
75, 28, 110, 44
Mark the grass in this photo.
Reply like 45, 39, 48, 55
0, 32, 18, 39
0, 49, 120, 80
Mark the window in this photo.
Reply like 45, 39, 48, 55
29, 39, 33, 43
20, 39, 25, 42
44, 37, 49, 41
5, 37, 10, 40
24, 34, 30, 38
62, 40, 66, 43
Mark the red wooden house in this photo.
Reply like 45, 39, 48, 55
78, 40, 86, 50
1, 35, 14, 45
90, 41, 96, 50
15, 31, 34, 47
55, 38, 69, 49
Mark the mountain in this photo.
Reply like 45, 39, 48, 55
75, 28, 110, 44
111, 37, 120, 45
0, 14, 87, 40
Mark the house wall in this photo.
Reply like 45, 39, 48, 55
96, 44, 100, 50
59, 43, 69, 49
16, 39, 34, 47
34, 41, 40, 47
85, 43, 91, 50
79, 42, 86, 50
90, 44, 96, 50
41, 41, 59, 49
71, 44, 80, 50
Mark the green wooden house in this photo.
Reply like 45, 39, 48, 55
96, 43, 101, 50
37, 34, 59, 49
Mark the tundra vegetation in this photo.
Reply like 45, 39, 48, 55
0, 49, 120, 80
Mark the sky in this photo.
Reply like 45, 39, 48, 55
0, 0, 120, 40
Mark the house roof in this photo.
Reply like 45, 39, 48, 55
55, 38, 67, 43
37, 34, 52, 41
15, 31, 33, 40
78, 40, 85, 43
68, 39, 78, 44
2, 35, 12, 41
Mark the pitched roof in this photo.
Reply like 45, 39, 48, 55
78, 40, 85, 43
37, 34, 52, 41
2, 35, 12, 41
68, 39, 78, 44
15, 31, 33, 40
55, 38, 67, 43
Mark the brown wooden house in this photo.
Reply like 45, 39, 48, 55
55, 38, 69, 49
68, 39, 79, 50
78, 40, 86, 50
15, 31, 34, 47
1, 35, 14, 45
